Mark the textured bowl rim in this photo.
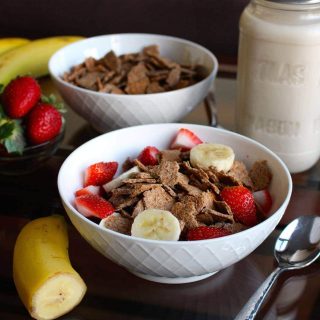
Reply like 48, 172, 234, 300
58, 123, 293, 246
49, 33, 218, 98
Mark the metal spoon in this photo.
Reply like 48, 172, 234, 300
235, 215, 320, 320
205, 91, 218, 127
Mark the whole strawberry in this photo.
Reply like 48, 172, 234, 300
27, 103, 62, 145
2, 76, 41, 118
220, 186, 257, 226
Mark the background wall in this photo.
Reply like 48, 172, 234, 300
0, 0, 249, 63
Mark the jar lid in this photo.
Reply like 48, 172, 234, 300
263, 0, 320, 3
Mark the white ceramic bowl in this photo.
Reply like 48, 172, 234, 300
49, 34, 218, 132
58, 124, 292, 284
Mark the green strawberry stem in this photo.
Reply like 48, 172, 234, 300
0, 89, 65, 154
0, 105, 25, 154
41, 94, 66, 113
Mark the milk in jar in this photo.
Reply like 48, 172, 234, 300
236, 0, 320, 173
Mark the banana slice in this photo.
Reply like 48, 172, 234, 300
103, 166, 140, 192
31, 274, 85, 320
131, 209, 181, 241
190, 142, 235, 172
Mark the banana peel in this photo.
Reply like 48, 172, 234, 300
0, 36, 84, 86
0, 38, 30, 55
13, 215, 87, 320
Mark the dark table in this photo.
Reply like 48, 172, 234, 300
0, 77, 319, 320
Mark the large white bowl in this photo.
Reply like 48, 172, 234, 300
49, 34, 218, 132
58, 124, 292, 284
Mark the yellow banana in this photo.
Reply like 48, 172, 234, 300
0, 36, 83, 86
0, 38, 30, 55
13, 215, 87, 320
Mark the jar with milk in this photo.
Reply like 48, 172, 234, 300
236, 0, 320, 173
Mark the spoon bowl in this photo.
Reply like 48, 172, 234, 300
275, 215, 320, 268
236, 215, 320, 320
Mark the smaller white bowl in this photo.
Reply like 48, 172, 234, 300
58, 124, 292, 284
49, 34, 218, 132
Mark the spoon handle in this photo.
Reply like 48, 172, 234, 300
235, 267, 283, 320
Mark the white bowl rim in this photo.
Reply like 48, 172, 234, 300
58, 123, 293, 246
49, 32, 218, 98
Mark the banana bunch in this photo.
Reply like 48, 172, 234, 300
0, 36, 83, 86
0, 38, 30, 55
13, 215, 87, 320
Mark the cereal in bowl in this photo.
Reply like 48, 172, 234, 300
74, 128, 273, 241
62, 45, 208, 94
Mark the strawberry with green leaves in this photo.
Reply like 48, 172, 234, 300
0, 105, 25, 154
1, 76, 41, 118
27, 103, 63, 145
0, 78, 65, 154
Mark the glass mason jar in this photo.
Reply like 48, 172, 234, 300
236, 0, 320, 173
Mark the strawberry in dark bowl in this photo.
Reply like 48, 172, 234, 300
0, 76, 65, 175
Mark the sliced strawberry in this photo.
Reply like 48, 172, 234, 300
74, 194, 115, 219
253, 189, 273, 216
137, 146, 160, 166
187, 226, 231, 241
84, 161, 118, 187
75, 185, 101, 197
220, 186, 258, 226
169, 128, 203, 151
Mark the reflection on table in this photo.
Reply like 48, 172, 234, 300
0, 76, 319, 320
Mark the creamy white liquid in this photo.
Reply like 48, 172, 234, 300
236, 2, 320, 173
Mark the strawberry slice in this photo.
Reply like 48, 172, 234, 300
169, 128, 203, 151
75, 185, 101, 197
74, 194, 115, 219
220, 186, 258, 226
187, 226, 231, 241
84, 161, 118, 187
137, 146, 160, 166
253, 189, 273, 216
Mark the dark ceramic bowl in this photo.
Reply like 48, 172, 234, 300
0, 128, 65, 175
